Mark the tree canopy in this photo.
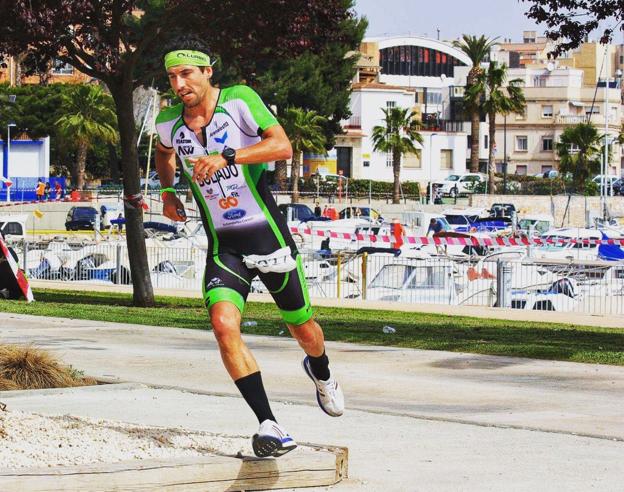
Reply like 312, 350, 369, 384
522, 0, 624, 56
0, 0, 364, 307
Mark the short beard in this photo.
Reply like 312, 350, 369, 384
183, 96, 201, 108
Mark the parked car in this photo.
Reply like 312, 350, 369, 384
592, 175, 619, 195
435, 173, 486, 197
140, 170, 180, 189
611, 178, 624, 196
65, 206, 100, 231
0, 214, 27, 239
278, 203, 316, 222
338, 207, 383, 221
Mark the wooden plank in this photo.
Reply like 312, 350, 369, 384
0, 445, 348, 492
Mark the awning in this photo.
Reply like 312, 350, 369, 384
569, 101, 584, 107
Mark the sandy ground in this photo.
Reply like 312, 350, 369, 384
0, 409, 250, 471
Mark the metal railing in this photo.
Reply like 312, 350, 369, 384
7, 239, 623, 315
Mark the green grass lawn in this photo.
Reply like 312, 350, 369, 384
0, 288, 623, 366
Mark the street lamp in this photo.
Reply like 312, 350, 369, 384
428, 132, 438, 204
5, 122, 16, 203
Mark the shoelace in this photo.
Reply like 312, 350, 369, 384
317, 379, 337, 397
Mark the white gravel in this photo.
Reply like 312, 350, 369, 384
0, 410, 250, 471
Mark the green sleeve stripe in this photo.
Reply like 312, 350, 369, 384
170, 117, 185, 148
156, 103, 183, 124
204, 287, 245, 314
221, 85, 278, 131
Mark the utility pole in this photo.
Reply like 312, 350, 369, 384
602, 45, 609, 221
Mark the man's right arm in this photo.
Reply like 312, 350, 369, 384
156, 142, 186, 222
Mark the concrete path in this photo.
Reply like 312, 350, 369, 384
1, 312, 623, 491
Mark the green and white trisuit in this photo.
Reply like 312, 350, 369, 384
155, 85, 312, 325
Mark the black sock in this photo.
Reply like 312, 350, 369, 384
234, 371, 276, 424
307, 350, 330, 381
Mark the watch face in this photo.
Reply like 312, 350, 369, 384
223, 148, 235, 158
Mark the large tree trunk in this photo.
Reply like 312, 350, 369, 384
290, 152, 301, 203
75, 140, 88, 190
274, 159, 288, 191
487, 110, 497, 194
392, 149, 401, 204
110, 80, 155, 308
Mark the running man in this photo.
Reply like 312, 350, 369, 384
155, 40, 344, 458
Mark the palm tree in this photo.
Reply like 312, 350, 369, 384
453, 35, 498, 173
371, 107, 423, 204
280, 107, 327, 203
56, 84, 118, 190
556, 123, 602, 193
469, 61, 525, 193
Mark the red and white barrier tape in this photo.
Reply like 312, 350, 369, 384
0, 236, 34, 302
289, 226, 624, 247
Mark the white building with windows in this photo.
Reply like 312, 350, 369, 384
312, 36, 491, 187
493, 66, 622, 177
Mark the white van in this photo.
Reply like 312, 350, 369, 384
0, 214, 27, 240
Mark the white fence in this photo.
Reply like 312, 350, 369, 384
8, 239, 624, 316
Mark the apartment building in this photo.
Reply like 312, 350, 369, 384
492, 35, 623, 177
0, 55, 90, 86
312, 36, 483, 185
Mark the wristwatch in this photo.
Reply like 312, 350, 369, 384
221, 147, 236, 166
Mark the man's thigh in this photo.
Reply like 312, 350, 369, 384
203, 253, 254, 314
258, 255, 313, 326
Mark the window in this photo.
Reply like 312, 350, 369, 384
403, 150, 422, 168
363, 160, 370, 167
585, 106, 600, 115
426, 91, 442, 105
466, 135, 472, 148
440, 149, 453, 169
541, 105, 553, 118
516, 136, 528, 151
52, 59, 74, 75
568, 143, 580, 153
542, 137, 553, 152
386, 101, 396, 109
541, 165, 552, 174
516, 165, 527, 175
515, 108, 527, 120
386, 152, 393, 167
484, 135, 489, 149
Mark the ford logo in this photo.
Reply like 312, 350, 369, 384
223, 208, 246, 221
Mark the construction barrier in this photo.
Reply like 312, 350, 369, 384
289, 226, 624, 247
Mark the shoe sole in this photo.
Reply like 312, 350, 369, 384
252, 434, 297, 458
302, 358, 343, 417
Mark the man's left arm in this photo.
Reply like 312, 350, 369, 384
191, 125, 291, 183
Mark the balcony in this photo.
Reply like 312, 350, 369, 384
422, 120, 466, 133
342, 116, 361, 129
555, 114, 619, 125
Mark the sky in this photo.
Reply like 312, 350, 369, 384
352, 0, 552, 42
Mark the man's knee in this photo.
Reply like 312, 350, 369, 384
210, 308, 242, 348
289, 318, 320, 345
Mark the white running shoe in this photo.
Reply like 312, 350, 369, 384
252, 420, 297, 458
302, 356, 344, 417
